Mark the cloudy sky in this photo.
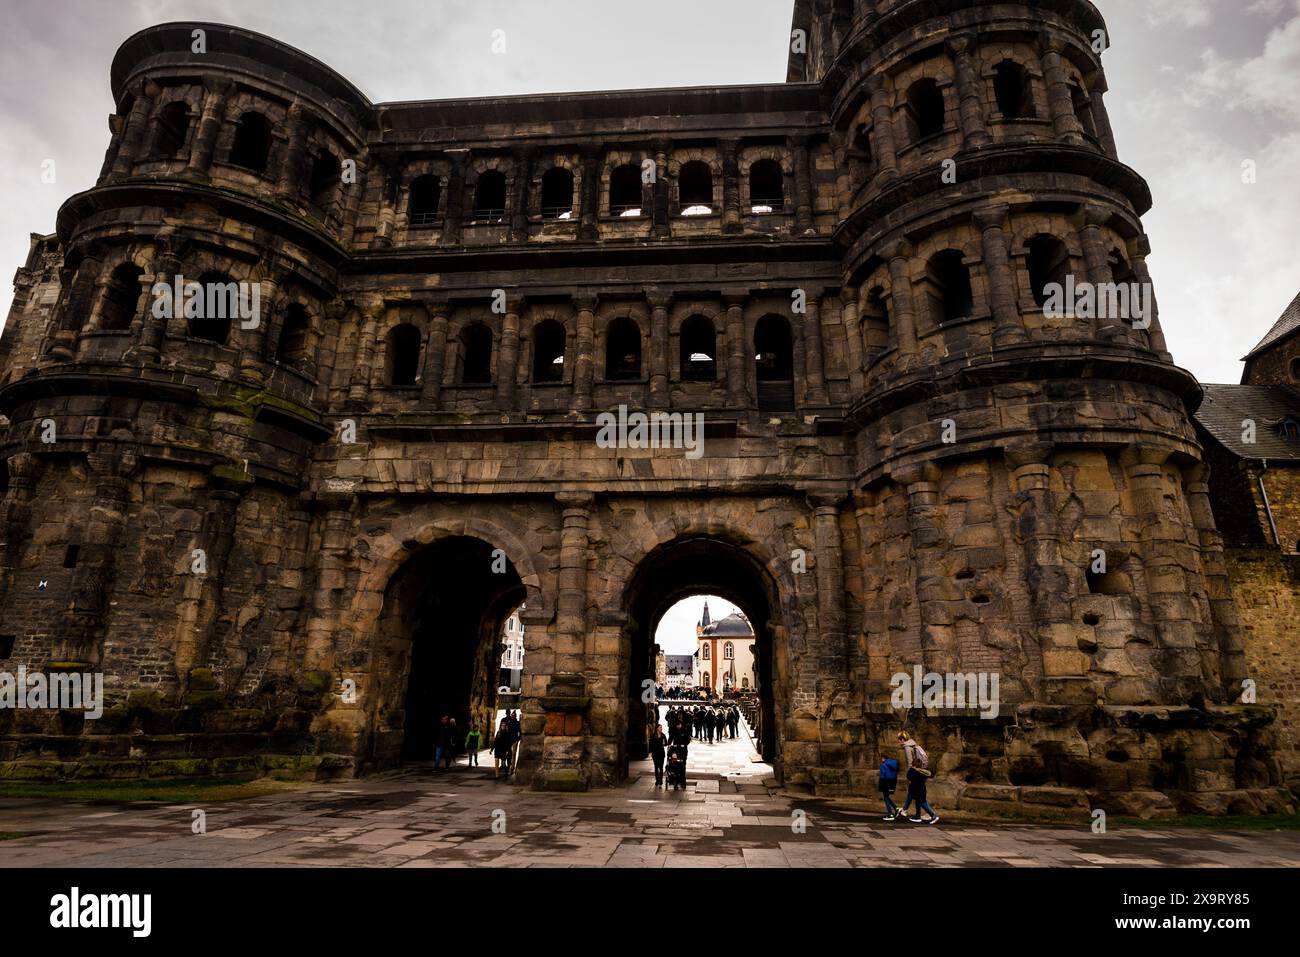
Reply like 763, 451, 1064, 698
1, 0, 1297, 384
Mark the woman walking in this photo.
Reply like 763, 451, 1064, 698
493, 717, 514, 779
897, 730, 939, 824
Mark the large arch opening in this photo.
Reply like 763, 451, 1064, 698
621, 535, 784, 785
375, 536, 525, 764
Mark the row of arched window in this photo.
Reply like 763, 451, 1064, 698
405, 158, 787, 226
381, 313, 795, 392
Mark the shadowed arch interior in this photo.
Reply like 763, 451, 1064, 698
377, 536, 524, 764
622, 535, 783, 775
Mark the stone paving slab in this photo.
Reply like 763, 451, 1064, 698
4, 760, 1300, 868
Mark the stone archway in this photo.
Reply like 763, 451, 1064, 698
619, 533, 789, 781
366, 534, 525, 769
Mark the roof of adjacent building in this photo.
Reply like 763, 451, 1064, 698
702, 611, 754, 638
1244, 291, 1300, 361
1195, 383, 1300, 461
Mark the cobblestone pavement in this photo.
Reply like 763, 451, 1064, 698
3, 708, 1298, 868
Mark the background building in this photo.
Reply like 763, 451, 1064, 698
693, 601, 756, 693
499, 604, 525, 692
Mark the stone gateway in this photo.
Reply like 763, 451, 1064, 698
0, 1, 1290, 817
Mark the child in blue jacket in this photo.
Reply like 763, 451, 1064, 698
879, 757, 900, 820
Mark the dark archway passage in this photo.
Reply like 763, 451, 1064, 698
621, 536, 784, 780
377, 536, 524, 762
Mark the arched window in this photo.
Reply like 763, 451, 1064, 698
1290, 358, 1300, 383
755, 315, 794, 381
605, 318, 642, 380
309, 150, 341, 208
229, 112, 271, 173
906, 78, 946, 141
460, 322, 493, 384
98, 263, 145, 332
541, 167, 574, 219
993, 61, 1034, 119
1026, 234, 1071, 309
861, 286, 890, 363
276, 303, 312, 368
1282, 419, 1300, 442
409, 175, 442, 227
531, 319, 566, 382
749, 159, 784, 212
1071, 83, 1098, 138
386, 324, 422, 386
702, 644, 710, 660
680, 315, 716, 381
153, 102, 191, 158
927, 250, 974, 323
1108, 248, 1139, 322
679, 161, 713, 214
610, 164, 643, 215
188, 272, 235, 344
473, 170, 507, 223
724, 641, 734, 659
702, 673, 710, 687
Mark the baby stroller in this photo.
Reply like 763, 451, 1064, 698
666, 745, 688, 790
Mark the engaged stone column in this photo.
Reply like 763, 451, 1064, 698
652, 140, 671, 238
99, 113, 126, 182
422, 301, 450, 408
580, 146, 601, 242
238, 274, 277, 386
647, 289, 671, 408
1087, 72, 1118, 157
866, 75, 899, 182
304, 491, 356, 674
974, 205, 1025, 346
110, 80, 159, 179
895, 462, 958, 676
0, 453, 40, 606
884, 241, 920, 360
721, 139, 741, 234
841, 284, 865, 395
49, 257, 103, 361
510, 146, 534, 242
809, 491, 849, 676
791, 135, 816, 235
1183, 464, 1249, 696
348, 299, 384, 405
371, 158, 401, 249
948, 35, 991, 148
1078, 204, 1116, 340
802, 288, 828, 404
1121, 444, 1202, 701
572, 293, 597, 411
495, 298, 522, 410
723, 294, 748, 407
1129, 235, 1170, 356
275, 104, 312, 200
555, 492, 594, 674
1040, 35, 1085, 145
440, 150, 469, 245
185, 79, 232, 179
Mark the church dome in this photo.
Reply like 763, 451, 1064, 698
703, 611, 753, 637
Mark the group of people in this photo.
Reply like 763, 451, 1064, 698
878, 730, 940, 825
648, 709, 695, 789
434, 710, 522, 779
662, 704, 741, 743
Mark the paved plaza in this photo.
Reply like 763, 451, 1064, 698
3, 708, 1298, 868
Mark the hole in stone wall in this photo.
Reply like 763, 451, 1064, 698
1083, 612, 1101, 626
63, 544, 80, 568
971, 594, 991, 605
1105, 749, 1130, 763
955, 569, 975, 580
0, 635, 15, 658
1085, 569, 1127, 596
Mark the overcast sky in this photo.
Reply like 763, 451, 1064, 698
2, 0, 1297, 384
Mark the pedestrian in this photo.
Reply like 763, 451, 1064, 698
442, 717, 459, 769
693, 707, 703, 740
493, 718, 514, 779
649, 723, 668, 787
897, 731, 939, 824
704, 708, 715, 743
729, 708, 738, 738
464, 725, 482, 766
434, 714, 449, 768
878, 754, 900, 820
506, 709, 522, 775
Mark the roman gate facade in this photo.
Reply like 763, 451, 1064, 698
0, 1, 1289, 815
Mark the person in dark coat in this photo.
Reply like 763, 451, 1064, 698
492, 718, 514, 779
693, 707, 703, 739
704, 708, 716, 743
440, 717, 459, 769
649, 724, 668, 787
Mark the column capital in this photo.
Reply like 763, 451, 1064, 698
556, 491, 595, 512
1080, 203, 1112, 228
840, 283, 859, 306
973, 204, 1011, 231
572, 291, 599, 313
1004, 442, 1055, 470
722, 292, 748, 310
1119, 443, 1173, 472
807, 488, 849, 511
423, 299, 452, 318
646, 289, 674, 310
946, 33, 976, 57
892, 461, 942, 488
881, 238, 915, 262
